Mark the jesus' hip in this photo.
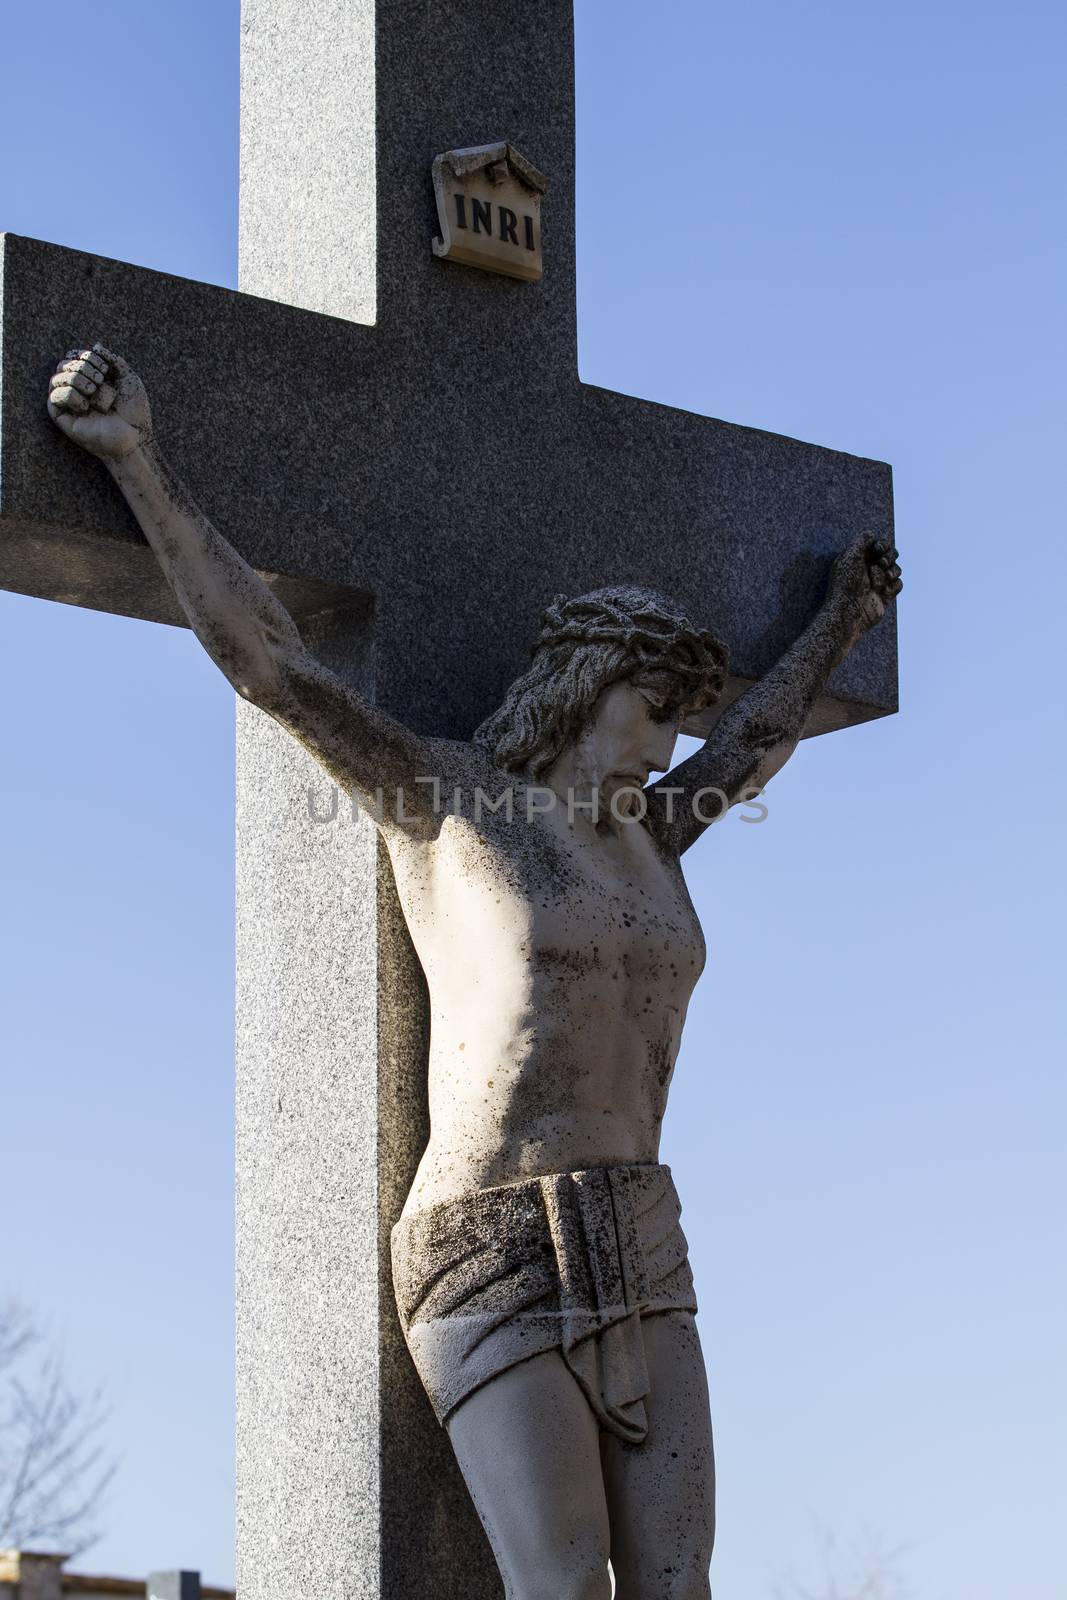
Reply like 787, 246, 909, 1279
390, 1162, 698, 1443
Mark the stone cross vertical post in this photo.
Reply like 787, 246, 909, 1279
0, 2, 898, 1597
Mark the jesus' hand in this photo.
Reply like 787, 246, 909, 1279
830, 533, 902, 631
47, 345, 152, 463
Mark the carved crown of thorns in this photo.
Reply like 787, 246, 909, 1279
534, 587, 729, 719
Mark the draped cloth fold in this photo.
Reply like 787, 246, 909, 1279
390, 1163, 696, 1443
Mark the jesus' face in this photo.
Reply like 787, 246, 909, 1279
566, 679, 682, 807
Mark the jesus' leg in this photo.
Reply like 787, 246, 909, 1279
446, 1349, 612, 1600
600, 1311, 715, 1600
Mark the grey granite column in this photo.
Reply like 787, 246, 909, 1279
235, 611, 500, 1600
234, 3, 500, 1593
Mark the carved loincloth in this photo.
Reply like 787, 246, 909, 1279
390, 1163, 697, 1444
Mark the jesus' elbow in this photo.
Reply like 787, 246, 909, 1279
234, 671, 269, 706
230, 644, 291, 711
752, 738, 796, 788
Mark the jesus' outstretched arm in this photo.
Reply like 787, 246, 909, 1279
650, 533, 901, 855
47, 345, 436, 833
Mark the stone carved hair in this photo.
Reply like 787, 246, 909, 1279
474, 586, 729, 778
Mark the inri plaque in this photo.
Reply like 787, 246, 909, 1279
432, 143, 548, 283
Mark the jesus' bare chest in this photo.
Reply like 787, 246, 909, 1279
389, 805, 706, 1013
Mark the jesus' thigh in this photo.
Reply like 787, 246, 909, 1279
600, 1311, 715, 1600
446, 1349, 612, 1597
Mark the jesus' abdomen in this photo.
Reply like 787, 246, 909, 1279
393, 810, 706, 1215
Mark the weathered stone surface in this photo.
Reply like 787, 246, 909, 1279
43, 328, 897, 1590
432, 144, 548, 281
1, 2, 899, 1597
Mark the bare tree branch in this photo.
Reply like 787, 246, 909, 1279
771, 1520, 912, 1600
0, 1298, 117, 1557
0, 1302, 35, 1374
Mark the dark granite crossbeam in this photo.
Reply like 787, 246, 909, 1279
0, 231, 895, 740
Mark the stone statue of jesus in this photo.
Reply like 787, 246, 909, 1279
48, 345, 901, 1600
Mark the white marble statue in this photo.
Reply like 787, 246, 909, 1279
48, 346, 901, 1600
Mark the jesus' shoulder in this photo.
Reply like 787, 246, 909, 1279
261, 652, 510, 843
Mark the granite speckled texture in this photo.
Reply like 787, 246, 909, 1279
0, 2, 897, 1596
239, 0, 376, 323
236, 610, 497, 1599
0, 0, 896, 744
0, 228, 895, 738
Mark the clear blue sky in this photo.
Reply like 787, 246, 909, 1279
1, 3, 1064, 1596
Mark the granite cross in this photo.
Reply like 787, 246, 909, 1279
0, 3, 897, 1596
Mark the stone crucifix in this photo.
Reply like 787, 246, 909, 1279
0, 2, 898, 1597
